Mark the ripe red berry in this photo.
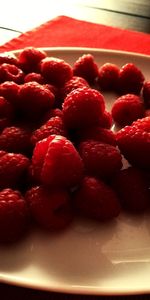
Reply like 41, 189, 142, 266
31, 116, 67, 146
18, 81, 54, 120
97, 63, 119, 91
18, 47, 47, 73
24, 72, 44, 84
0, 96, 14, 131
116, 117, 150, 169
73, 176, 120, 220
112, 167, 149, 212
25, 186, 73, 230
60, 76, 89, 100
62, 87, 105, 129
76, 126, 116, 146
99, 110, 112, 129
0, 152, 30, 189
40, 57, 73, 86
0, 189, 29, 243
0, 81, 20, 107
0, 126, 32, 155
0, 52, 18, 66
0, 63, 24, 84
32, 135, 84, 188
111, 94, 144, 126
118, 63, 145, 95
79, 140, 122, 180
42, 108, 63, 124
142, 80, 150, 108
73, 54, 99, 84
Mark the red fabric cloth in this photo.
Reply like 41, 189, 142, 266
0, 15, 150, 55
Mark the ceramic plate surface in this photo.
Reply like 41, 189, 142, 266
0, 48, 150, 296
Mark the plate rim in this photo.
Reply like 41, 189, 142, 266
1, 46, 150, 296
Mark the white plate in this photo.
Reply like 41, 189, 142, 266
0, 47, 150, 296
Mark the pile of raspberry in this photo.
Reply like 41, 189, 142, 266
0, 47, 149, 243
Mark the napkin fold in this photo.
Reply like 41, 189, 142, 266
0, 15, 150, 55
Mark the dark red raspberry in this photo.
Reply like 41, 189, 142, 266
116, 117, 150, 169
32, 135, 84, 188
62, 87, 105, 129
97, 63, 119, 91
79, 140, 122, 180
0, 81, 20, 107
31, 116, 67, 146
42, 108, 63, 124
0, 150, 6, 157
43, 84, 58, 98
0, 188, 29, 243
24, 72, 44, 84
111, 167, 149, 212
73, 176, 120, 221
0, 52, 18, 66
118, 63, 145, 95
18, 81, 54, 120
145, 109, 150, 117
0, 63, 24, 84
0, 96, 14, 131
25, 186, 73, 230
76, 126, 116, 146
111, 94, 144, 126
40, 57, 73, 86
0, 126, 32, 155
60, 76, 89, 100
99, 110, 112, 129
142, 80, 150, 108
0, 152, 30, 189
18, 47, 47, 73
73, 54, 99, 84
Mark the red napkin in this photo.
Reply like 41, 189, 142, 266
0, 15, 150, 55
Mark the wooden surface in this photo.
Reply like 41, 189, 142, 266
0, 0, 149, 46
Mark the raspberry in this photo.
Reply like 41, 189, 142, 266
62, 87, 105, 129
118, 63, 145, 95
73, 176, 120, 221
0, 81, 20, 107
76, 127, 116, 146
111, 94, 144, 126
18, 47, 47, 73
0, 152, 30, 189
31, 116, 67, 146
99, 110, 112, 129
0, 96, 14, 131
73, 54, 99, 84
111, 167, 149, 212
42, 108, 63, 124
40, 57, 73, 86
0, 126, 32, 155
24, 72, 44, 84
25, 186, 73, 230
97, 63, 119, 91
0, 52, 18, 66
0, 63, 24, 84
60, 76, 89, 100
142, 81, 150, 108
0, 189, 29, 243
32, 135, 84, 188
116, 117, 150, 169
18, 81, 54, 120
79, 140, 122, 180
145, 109, 150, 117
